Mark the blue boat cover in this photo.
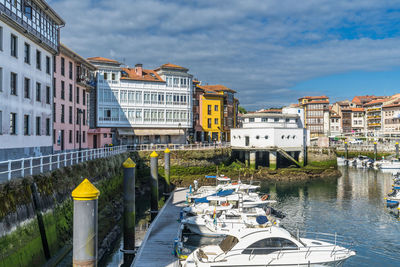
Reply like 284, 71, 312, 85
194, 189, 235, 204
205, 175, 217, 178
256, 216, 269, 224
393, 186, 400, 190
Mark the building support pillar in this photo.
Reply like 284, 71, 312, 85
245, 151, 249, 167
249, 151, 256, 169
299, 150, 304, 167
269, 151, 277, 170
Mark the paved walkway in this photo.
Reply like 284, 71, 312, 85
132, 188, 188, 267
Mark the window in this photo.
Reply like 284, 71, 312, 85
53, 56, 56, 73
103, 72, 108, 80
36, 82, 41, 102
242, 238, 298, 255
46, 56, 50, 74
24, 78, 30, 98
76, 130, 79, 143
36, 117, 41, 135
46, 118, 50, 136
69, 84, 72, 101
24, 4, 32, 19
274, 118, 279, 122
61, 81, 65, 100
83, 110, 86, 125
214, 105, 218, 111
69, 62, 73, 79
69, 130, 72, 143
53, 104, 56, 122
208, 105, 211, 115
24, 115, 29, 135
265, 135, 269, 139
10, 113, 16, 134
53, 78, 56, 98
46, 86, 50, 104
61, 105, 65, 123
208, 118, 212, 128
76, 87, 80, 103
36, 50, 41, 70
24, 43, 30, 64
83, 131, 86, 143
112, 73, 115, 80
53, 129, 56, 144
214, 118, 218, 125
0, 26, 2, 51
69, 106, 72, 124
61, 57, 65, 76
0, 68, 2, 91
11, 34, 17, 57
249, 118, 255, 122
261, 118, 267, 122
10, 72, 17, 95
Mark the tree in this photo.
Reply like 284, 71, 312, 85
238, 106, 247, 114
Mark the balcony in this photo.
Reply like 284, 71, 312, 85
77, 76, 96, 89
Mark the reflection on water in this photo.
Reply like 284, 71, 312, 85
261, 167, 400, 267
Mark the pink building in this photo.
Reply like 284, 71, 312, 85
88, 128, 113, 149
53, 44, 96, 152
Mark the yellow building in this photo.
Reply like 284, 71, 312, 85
200, 89, 224, 142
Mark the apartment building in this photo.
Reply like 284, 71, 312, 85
382, 102, 400, 134
329, 111, 341, 136
0, 0, 64, 160
87, 58, 193, 144
332, 100, 353, 133
298, 96, 330, 137
351, 108, 365, 134
53, 44, 96, 152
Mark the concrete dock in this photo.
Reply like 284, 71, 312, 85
132, 188, 188, 267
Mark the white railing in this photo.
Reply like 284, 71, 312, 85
0, 143, 231, 182
0, 145, 129, 182
127, 142, 230, 152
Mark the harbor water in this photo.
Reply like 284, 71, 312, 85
101, 166, 400, 266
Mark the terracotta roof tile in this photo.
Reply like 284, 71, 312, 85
364, 99, 386, 106
200, 84, 237, 93
87, 57, 120, 64
298, 95, 329, 100
121, 68, 165, 83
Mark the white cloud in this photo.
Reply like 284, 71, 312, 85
49, 0, 400, 109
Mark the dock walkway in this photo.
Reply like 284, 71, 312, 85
133, 188, 188, 267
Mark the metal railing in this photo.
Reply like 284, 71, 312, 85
0, 143, 231, 182
0, 146, 129, 182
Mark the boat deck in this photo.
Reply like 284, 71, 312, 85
132, 188, 188, 267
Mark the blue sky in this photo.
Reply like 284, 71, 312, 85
49, 0, 400, 110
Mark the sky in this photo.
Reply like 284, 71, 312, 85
49, 0, 400, 110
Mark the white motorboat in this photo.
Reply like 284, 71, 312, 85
336, 157, 348, 166
379, 159, 400, 169
385, 186, 400, 204
183, 226, 355, 267
182, 208, 281, 236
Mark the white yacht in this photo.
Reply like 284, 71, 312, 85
379, 159, 400, 169
182, 208, 281, 236
183, 226, 355, 267
336, 157, 348, 166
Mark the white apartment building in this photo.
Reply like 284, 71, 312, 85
329, 111, 341, 136
0, 0, 64, 160
351, 108, 365, 134
87, 58, 193, 144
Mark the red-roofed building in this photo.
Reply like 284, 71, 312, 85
298, 96, 330, 137
382, 99, 400, 134
87, 59, 194, 144
364, 94, 400, 134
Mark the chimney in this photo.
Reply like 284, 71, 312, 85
135, 63, 143, 76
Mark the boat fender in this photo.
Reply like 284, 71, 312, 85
221, 202, 230, 207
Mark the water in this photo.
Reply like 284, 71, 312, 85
257, 167, 400, 267
101, 167, 400, 266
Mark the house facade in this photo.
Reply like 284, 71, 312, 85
87, 58, 193, 144
298, 96, 330, 138
0, 0, 64, 160
53, 44, 96, 152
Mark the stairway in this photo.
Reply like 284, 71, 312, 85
276, 148, 301, 167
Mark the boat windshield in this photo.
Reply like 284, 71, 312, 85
219, 235, 239, 253
280, 226, 307, 247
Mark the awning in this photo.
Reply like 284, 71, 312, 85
117, 128, 184, 136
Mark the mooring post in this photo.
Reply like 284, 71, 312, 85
72, 178, 100, 267
150, 151, 159, 221
164, 148, 171, 193
396, 142, 399, 158
122, 158, 136, 266
31, 182, 51, 260
344, 142, 348, 159
374, 142, 377, 161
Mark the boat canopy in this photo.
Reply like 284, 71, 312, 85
194, 189, 235, 203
